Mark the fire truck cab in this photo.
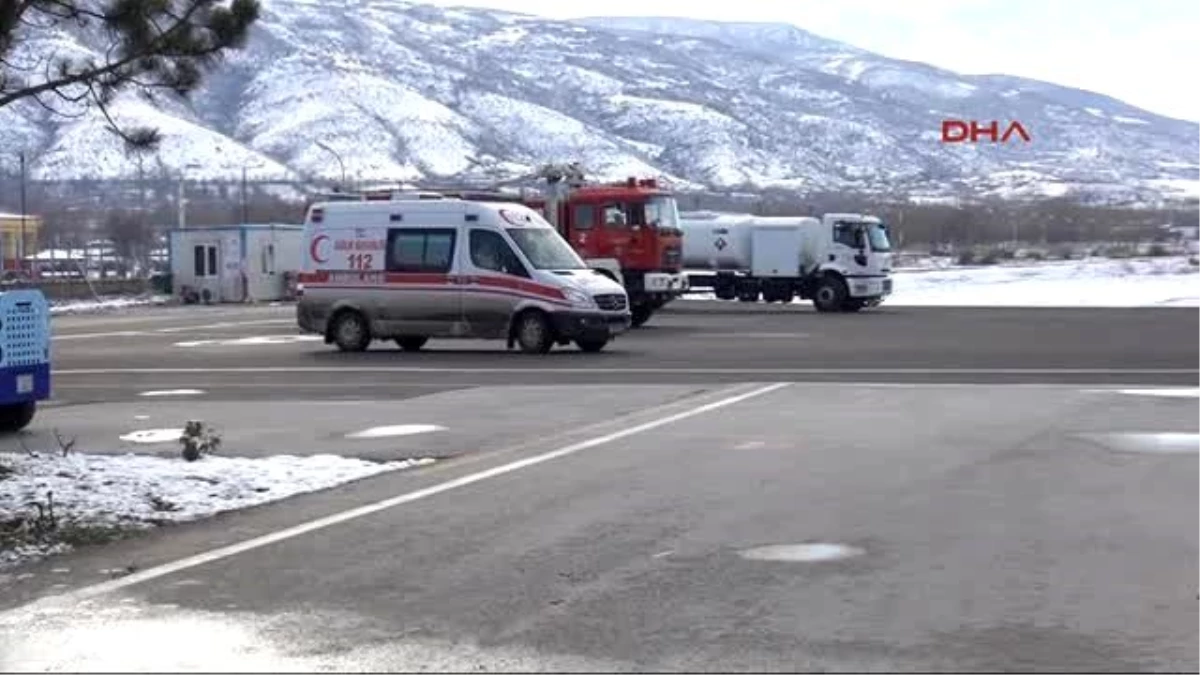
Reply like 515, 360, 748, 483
524, 177, 689, 328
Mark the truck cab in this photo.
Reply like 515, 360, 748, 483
526, 178, 689, 327
809, 213, 894, 308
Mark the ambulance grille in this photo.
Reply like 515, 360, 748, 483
593, 294, 628, 311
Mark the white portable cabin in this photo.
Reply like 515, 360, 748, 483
168, 224, 303, 303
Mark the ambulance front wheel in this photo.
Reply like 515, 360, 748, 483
330, 310, 371, 352
0, 401, 36, 434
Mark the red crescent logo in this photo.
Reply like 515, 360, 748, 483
310, 234, 330, 264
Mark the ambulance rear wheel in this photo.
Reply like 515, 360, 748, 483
395, 336, 428, 352
515, 311, 553, 354
330, 310, 371, 352
0, 401, 36, 434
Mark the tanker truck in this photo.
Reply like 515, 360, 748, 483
680, 212, 893, 312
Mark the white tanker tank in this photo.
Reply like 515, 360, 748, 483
679, 212, 821, 272
678, 211, 895, 312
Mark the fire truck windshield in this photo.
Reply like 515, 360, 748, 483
644, 196, 680, 229
506, 227, 589, 270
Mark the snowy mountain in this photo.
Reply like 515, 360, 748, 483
1, 1, 1196, 204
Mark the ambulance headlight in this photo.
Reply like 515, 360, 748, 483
563, 288, 595, 308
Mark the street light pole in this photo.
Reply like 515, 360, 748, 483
241, 165, 248, 225
316, 141, 346, 189
19, 150, 27, 274
177, 163, 201, 230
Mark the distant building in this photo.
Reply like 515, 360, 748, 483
0, 212, 41, 273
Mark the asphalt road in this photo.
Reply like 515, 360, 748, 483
0, 302, 1195, 671
46, 302, 1200, 404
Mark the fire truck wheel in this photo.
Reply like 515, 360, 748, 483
813, 276, 848, 313
515, 311, 554, 354
395, 336, 429, 351
0, 401, 36, 434
575, 338, 609, 353
330, 310, 371, 352
630, 305, 653, 328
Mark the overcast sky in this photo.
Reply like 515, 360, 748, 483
427, 0, 1199, 122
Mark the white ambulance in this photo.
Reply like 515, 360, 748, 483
296, 195, 633, 353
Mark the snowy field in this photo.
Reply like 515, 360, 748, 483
688, 256, 1199, 307
0, 451, 434, 570
888, 256, 1198, 307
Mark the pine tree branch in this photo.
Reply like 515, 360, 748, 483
0, 0, 226, 108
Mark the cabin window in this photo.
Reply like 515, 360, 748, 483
602, 204, 628, 229
833, 222, 865, 249
193, 244, 218, 277
386, 228, 456, 273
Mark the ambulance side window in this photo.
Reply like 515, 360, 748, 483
469, 229, 529, 278
386, 228, 456, 273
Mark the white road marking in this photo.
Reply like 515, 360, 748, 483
23, 382, 789, 606
1109, 388, 1200, 398
52, 331, 148, 341
173, 335, 318, 348
138, 389, 207, 397
696, 332, 810, 339
52, 367, 1198, 376
739, 543, 865, 563
154, 319, 294, 334
345, 424, 446, 439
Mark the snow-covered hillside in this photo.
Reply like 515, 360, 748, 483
1, 2, 1196, 203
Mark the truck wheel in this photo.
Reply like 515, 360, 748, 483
813, 277, 848, 313
395, 336, 429, 351
630, 305, 653, 328
0, 401, 36, 434
330, 310, 371, 352
575, 338, 609, 353
515, 311, 554, 354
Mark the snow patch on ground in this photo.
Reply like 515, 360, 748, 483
688, 256, 1199, 307
118, 428, 186, 444
887, 257, 1199, 307
49, 295, 171, 315
0, 452, 434, 570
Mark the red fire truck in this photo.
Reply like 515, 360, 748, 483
337, 171, 689, 327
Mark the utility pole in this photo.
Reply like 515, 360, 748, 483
19, 151, 27, 274
177, 172, 187, 230
241, 164, 248, 224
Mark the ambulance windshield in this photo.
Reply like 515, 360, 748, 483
507, 227, 589, 270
